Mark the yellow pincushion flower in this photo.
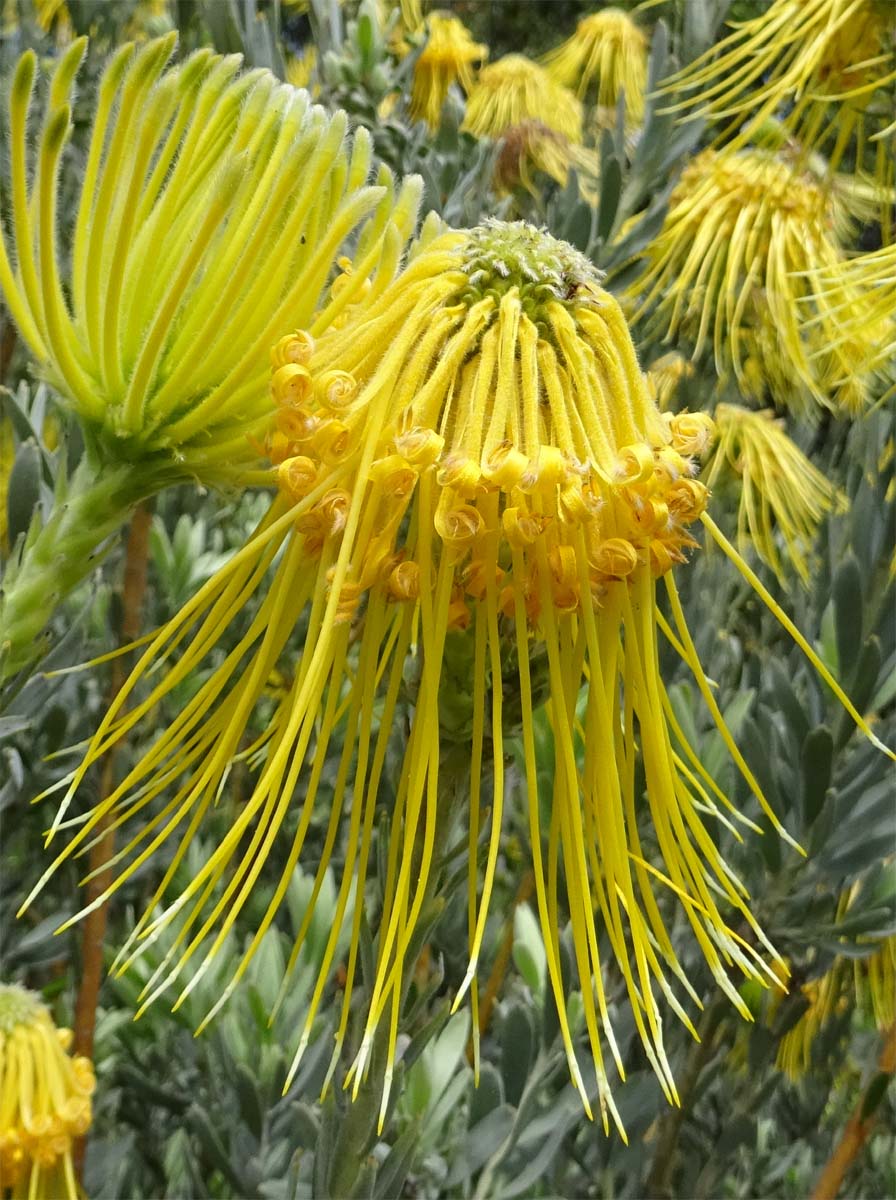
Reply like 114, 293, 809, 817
704, 404, 847, 585
23, 221, 886, 1137
0, 985, 95, 1200
0, 36, 409, 485
463, 55, 583, 143
629, 148, 882, 417
660, 0, 896, 180
409, 12, 487, 130
543, 8, 648, 126
494, 120, 600, 198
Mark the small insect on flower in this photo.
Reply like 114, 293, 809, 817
409, 11, 487, 130
627, 148, 885, 417
703, 404, 847, 586
543, 7, 649, 128
658, 0, 896, 188
462, 55, 583, 143
23, 221, 889, 1139
0, 36, 418, 487
0, 985, 95, 1200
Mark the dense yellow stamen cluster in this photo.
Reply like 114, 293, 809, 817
462, 55, 583, 143
543, 8, 648, 126
629, 148, 884, 417
494, 120, 601, 199
409, 12, 486, 130
0, 36, 416, 482
24, 220, 888, 1140
0, 986, 95, 1200
660, 0, 896, 186
704, 404, 847, 585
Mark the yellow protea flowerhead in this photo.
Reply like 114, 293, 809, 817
660, 0, 896, 180
629, 148, 882, 417
494, 120, 600, 198
0, 36, 413, 486
409, 12, 487, 130
0, 985, 95, 1200
704, 404, 847, 585
543, 8, 648, 126
462, 55, 583, 143
24, 220, 888, 1136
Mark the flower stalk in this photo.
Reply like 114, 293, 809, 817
0, 459, 161, 684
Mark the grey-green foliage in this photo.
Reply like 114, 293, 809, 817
2, 1, 895, 1198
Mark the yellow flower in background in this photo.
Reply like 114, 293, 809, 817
463, 55, 583, 143
23, 220, 887, 1138
645, 352, 694, 411
778, 934, 895, 1080
409, 11, 487, 130
494, 120, 600, 198
659, 0, 896, 184
285, 45, 318, 91
543, 7, 648, 126
0, 985, 95, 1200
0, 36, 416, 486
704, 404, 847, 585
628, 148, 883, 417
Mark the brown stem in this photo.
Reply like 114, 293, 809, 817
811, 1023, 896, 1200
476, 870, 535, 1040
643, 995, 727, 1200
72, 503, 152, 1178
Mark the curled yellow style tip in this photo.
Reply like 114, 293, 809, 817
658, 0, 896, 181
543, 7, 648, 125
0, 985, 95, 1200
409, 12, 487, 130
704, 404, 847, 586
494, 120, 601, 200
462, 55, 583, 143
23, 219, 889, 1135
628, 148, 883, 417
0, 36, 420, 485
